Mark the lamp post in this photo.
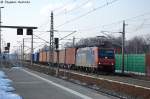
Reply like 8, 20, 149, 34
0, 7, 4, 67
0, 7, 4, 54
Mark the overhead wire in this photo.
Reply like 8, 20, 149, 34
59, 31, 77, 41
55, 0, 92, 16
102, 12, 150, 28
76, 11, 150, 33
33, 34, 49, 44
73, 12, 150, 33
24, 43, 47, 53
53, 0, 76, 12
37, 0, 78, 33
55, 0, 119, 28
36, 0, 116, 36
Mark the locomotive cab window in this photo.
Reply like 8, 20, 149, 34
99, 49, 114, 59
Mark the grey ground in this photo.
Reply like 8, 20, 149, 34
2, 67, 119, 99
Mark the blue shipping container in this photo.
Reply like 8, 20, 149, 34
34, 52, 39, 62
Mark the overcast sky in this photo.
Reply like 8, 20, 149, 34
1, 0, 150, 53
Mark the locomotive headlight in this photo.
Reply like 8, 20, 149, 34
112, 63, 114, 65
99, 62, 101, 64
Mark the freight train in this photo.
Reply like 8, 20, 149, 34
25, 47, 115, 73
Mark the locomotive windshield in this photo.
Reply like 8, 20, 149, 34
99, 49, 114, 59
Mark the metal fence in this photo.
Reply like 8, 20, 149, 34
115, 54, 146, 75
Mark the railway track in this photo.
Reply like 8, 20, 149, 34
28, 61, 150, 83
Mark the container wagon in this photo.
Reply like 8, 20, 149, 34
59, 49, 66, 67
39, 50, 47, 65
65, 48, 76, 68
46, 50, 58, 66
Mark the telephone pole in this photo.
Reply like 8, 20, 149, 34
122, 20, 126, 74
49, 11, 54, 66
20, 43, 23, 66
100, 21, 126, 74
73, 36, 75, 47
0, 7, 4, 54
31, 33, 33, 65
23, 38, 24, 62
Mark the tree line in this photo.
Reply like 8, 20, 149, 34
64, 34, 150, 54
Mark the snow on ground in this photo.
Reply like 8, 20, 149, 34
0, 70, 22, 99
0, 71, 7, 78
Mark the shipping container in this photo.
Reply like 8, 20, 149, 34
46, 51, 57, 63
33, 52, 39, 62
59, 50, 66, 64
115, 48, 121, 54
66, 48, 76, 65
25, 53, 31, 61
54, 51, 57, 63
9, 54, 18, 60
115, 54, 146, 75
39, 51, 43, 62
32, 54, 34, 62
42, 51, 47, 62
46, 51, 49, 63
47, 51, 54, 63
146, 53, 150, 76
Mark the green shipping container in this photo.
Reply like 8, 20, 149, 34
115, 54, 146, 75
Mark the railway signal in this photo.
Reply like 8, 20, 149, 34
5, 46, 9, 50
7, 42, 10, 48
27, 28, 33, 35
54, 38, 59, 49
17, 28, 23, 35
17, 28, 33, 35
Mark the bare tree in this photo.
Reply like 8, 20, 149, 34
63, 34, 150, 54
126, 36, 147, 54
